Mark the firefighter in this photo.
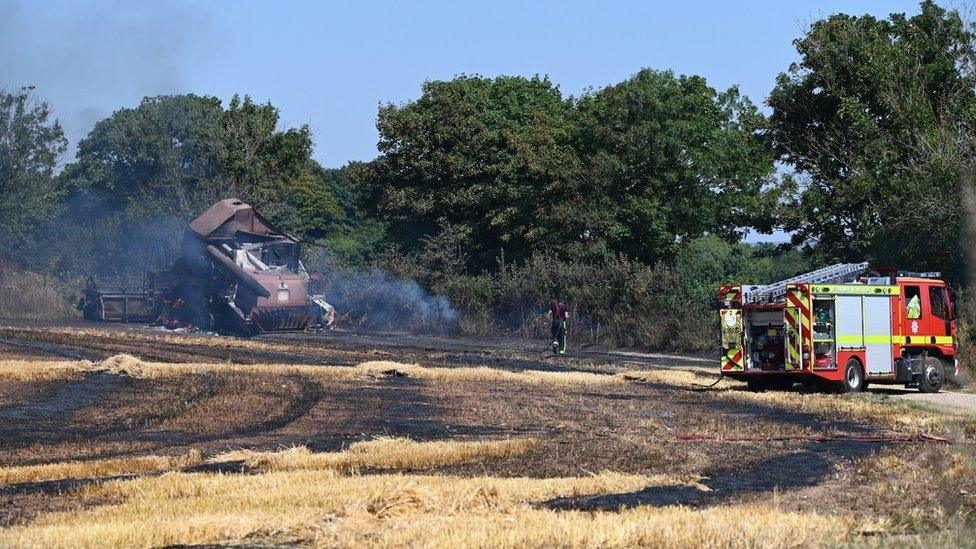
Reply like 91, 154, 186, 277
547, 301, 571, 355
906, 293, 921, 319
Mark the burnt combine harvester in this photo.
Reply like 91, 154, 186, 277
81, 199, 335, 336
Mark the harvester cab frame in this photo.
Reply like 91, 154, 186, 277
718, 264, 958, 393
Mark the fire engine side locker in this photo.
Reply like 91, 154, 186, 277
863, 295, 894, 375
834, 295, 862, 371
817, 286, 897, 377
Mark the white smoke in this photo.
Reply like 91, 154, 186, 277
322, 268, 460, 331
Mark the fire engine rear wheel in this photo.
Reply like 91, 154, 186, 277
917, 357, 945, 394
840, 359, 864, 393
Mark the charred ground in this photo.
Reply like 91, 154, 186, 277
0, 325, 974, 546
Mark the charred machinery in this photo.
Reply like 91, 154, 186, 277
80, 199, 335, 336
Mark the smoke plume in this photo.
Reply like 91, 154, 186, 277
0, 0, 213, 161
318, 266, 460, 332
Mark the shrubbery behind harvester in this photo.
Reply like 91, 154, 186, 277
79, 198, 335, 336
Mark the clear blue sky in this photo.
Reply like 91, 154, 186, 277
1, 0, 923, 169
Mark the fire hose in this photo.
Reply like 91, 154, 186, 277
692, 372, 725, 389
676, 432, 953, 444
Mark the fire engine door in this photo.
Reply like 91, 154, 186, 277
835, 295, 862, 364
927, 285, 951, 339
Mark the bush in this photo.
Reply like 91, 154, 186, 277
413, 237, 807, 352
317, 235, 808, 352
952, 288, 976, 384
0, 259, 79, 320
430, 254, 716, 351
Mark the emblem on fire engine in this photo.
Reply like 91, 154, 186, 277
911, 320, 919, 334
723, 310, 738, 327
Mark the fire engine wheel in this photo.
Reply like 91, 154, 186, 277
917, 357, 945, 394
840, 359, 864, 393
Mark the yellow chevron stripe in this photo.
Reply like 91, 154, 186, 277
722, 348, 743, 371
894, 335, 954, 345
784, 306, 803, 371
786, 345, 799, 370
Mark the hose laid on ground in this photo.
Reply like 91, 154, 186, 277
676, 433, 953, 444
691, 372, 725, 389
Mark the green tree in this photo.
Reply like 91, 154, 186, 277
575, 69, 778, 264
0, 86, 67, 269
308, 163, 386, 267
219, 95, 315, 215
353, 71, 777, 271
59, 94, 225, 273
65, 94, 223, 217
350, 75, 581, 270
58, 93, 342, 274
768, 1, 976, 280
275, 169, 344, 241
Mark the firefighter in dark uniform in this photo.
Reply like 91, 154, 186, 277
547, 301, 571, 355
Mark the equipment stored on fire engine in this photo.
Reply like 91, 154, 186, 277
79, 199, 336, 336
718, 263, 957, 393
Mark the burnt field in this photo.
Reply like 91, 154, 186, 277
0, 324, 975, 547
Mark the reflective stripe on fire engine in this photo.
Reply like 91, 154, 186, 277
721, 348, 743, 371
720, 285, 742, 305
785, 287, 812, 370
892, 335, 954, 345
837, 334, 891, 345
810, 285, 899, 296
784, 307, 801, 369
836, 334, 864, 346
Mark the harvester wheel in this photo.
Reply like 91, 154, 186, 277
917, 356, 944, 394
839, 359, 864, 393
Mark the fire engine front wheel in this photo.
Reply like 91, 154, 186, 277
839, 359, 864, 393
917, 357, 945, 394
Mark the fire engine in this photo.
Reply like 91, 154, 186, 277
718, 263, 958, 393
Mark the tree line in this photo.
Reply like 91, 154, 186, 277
1, 1, 973, 346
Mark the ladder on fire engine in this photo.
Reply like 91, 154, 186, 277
746, 262, 869, 305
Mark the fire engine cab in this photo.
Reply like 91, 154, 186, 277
718, 263, 958, 393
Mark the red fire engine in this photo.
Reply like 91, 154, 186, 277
718, 263, 957, 393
